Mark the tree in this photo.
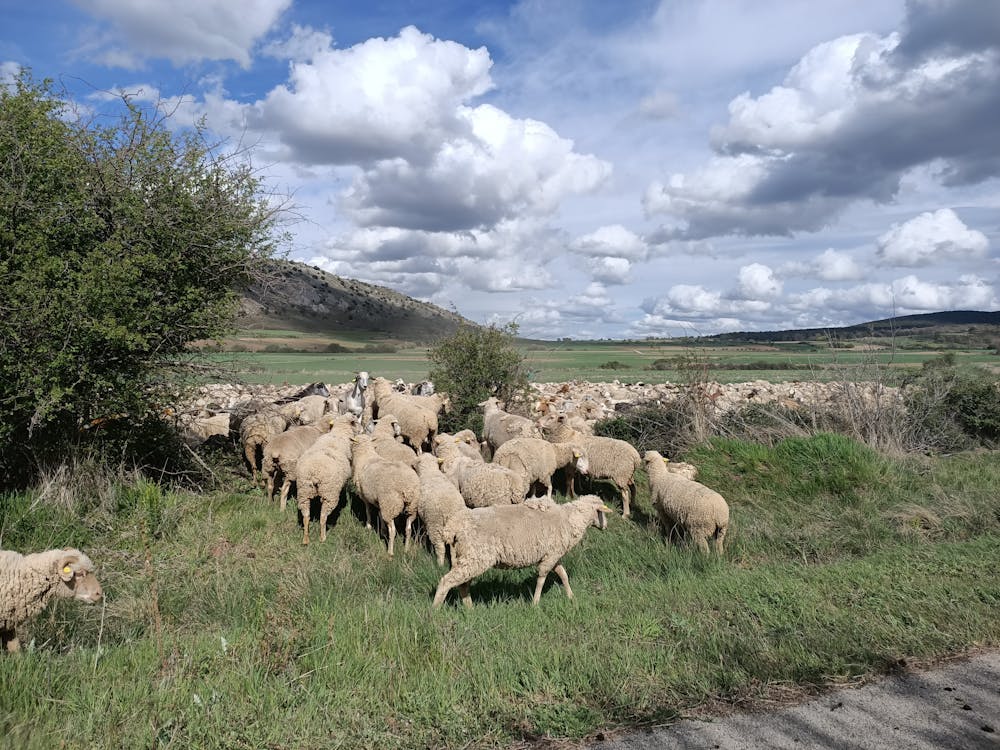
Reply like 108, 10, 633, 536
0, 73, 283, 485
427, 322, 531, 434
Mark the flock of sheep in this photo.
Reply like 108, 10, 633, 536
0, 372, 731, 654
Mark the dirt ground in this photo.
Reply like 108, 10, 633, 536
590, 650, 1000, 749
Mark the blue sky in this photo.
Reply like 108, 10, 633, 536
3, 0, 999, 338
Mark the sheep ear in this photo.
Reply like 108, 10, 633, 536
57, 553, 78, 581
600, 505, 615, 513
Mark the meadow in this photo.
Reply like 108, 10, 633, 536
206, 339, 999, 386
2, 434, 999, 749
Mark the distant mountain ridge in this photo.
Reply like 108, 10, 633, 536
703, 310, 1000, 344
238, 259, 472, 343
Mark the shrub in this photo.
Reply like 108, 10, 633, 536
904, 359, 1000, 451
428, 323, 530, 434
324, 343, 351, 353
0, 72, 281, 488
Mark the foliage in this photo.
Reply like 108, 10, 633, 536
0, 73, 281, 486
427, 322, 530, 433
598, 360, 629, 369
903, 356, 1000, 451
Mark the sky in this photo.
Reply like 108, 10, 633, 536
2, 0, 999, 339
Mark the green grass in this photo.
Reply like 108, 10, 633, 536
2, 436, 999, 748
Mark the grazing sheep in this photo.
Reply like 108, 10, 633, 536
280, 394, 330, 426
432, 495, 612, 608
350, 435, 421, 557
370, 377, 438, 453
411, 392, 451, 416
370, 414, 418, 466
414, 453, 468, 566
435, 440, 529, 508
480, 397, 543, 452
1, 548, 103, 652
546, 415, 642, 518
294, 414, 360, 545
492, 437, 589, 501
239, 409, 289, 484
643, 451, 729, 554
432, 432, 485, 464
262, 423, 327, 510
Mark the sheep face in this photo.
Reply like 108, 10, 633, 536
572, 448, 590, 477
56, 552, 103, 605
356, 371, 370, 390
579, 495, 613, 530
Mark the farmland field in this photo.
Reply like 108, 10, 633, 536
203, 341, 998, 386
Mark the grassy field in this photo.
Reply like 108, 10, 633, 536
2, 434, 999, 749
202, 344, 999, 386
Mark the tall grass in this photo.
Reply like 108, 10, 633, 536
2, 435, 999, 749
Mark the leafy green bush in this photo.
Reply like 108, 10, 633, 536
599, 360, 629, 369
904, 358, 1000, 451
428, 323, 530, 434
0, 73, 280, 487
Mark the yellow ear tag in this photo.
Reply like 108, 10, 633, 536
573, 451, 580, 458
62, 565, 72, 575
663, 458, 669, 463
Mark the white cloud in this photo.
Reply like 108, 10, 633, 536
638, 89, 679, 119
787, 274, 998, 315
73, 0, 290, 68
586, 256, 632, 285
262, 24, 334, 62
643, 1, 1000, 239
0, 61, 21, 86
876, 208, 989, 267
736, 263, 782, 299
781, 248, 865, 281
570, 224, 648, 261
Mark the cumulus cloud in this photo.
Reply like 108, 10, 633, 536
570, 224, 648, 261
781, 248, 866, 281
736, 263, 782, 299
644, 0, 1000, 239
876, 208, 989, 267
262, 24, 334, 62
72, 0, 290, 68
587, 256, 632, 285
787, 274, 998, 315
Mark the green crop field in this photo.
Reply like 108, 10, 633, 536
202, 343, 998, 386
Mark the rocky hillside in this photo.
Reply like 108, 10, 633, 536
238, 259, 472, 342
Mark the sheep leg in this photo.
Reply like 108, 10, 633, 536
385, 515, 397, 557
279, 479, 293, 512
433, 561, 490, 608
264, 472, 275, 502
404, 513, 415, 550
544, 478, 553, 500
434, 541, 446, 567
714, 525, 727, 555
565, 466, 576, 498
553, 563, 574, 600
621, 485, 631, 519
318, 497, 336, 543
363, 501, 373, 530
1, 629, 19, 652
299, 499, 312, 545
695, 535, 710, 554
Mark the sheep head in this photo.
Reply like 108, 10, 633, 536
54, 550, 103, 604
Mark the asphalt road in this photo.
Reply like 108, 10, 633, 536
590, 651, 1000, 749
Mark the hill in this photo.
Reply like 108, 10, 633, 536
699, 310, 1000, 348
237, 259, 472, 344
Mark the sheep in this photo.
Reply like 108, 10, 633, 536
370, 377, 438, 453
413, 453, 468, 566
546, 414, 642, 518
643, 450, 729, 554
294, 414, 360, 545
480, 397, 543, 452
261, 423, 327, 510
411, 380, 435, 396
370, 414, 418, 466
336, 371, 369, 420
350, 435, 421, 557
411, 392, 451, 416
431, 495, 612, 608
239, 409, 289, 484
280, 394, 329, 426
432, 431, 484, 464
1, 548, 103, 652
434, 439, 529, 508
492, 437, 590, 501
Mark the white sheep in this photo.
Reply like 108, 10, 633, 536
492, 437, 589, 501
1, 548, 103, 652
261, 423, 327, 510
370, 377, 438, 453
432, 432, 485, 464
480, 397, 543, 452
280, 394, 330, 426
546, 415, 642, 518
643, 450, 729, 554
370, 414, 418, 466
350, 435, 421, 557
294, 414, 360, 545
431, 495, 612, 608
239, 409, 289, 484
414, 453, 468, 566
434, 440, 529, 508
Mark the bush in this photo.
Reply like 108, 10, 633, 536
0, 73, 281, 487
904, 359, 1000, 451
427, 323, 530, 434
324, 343, 351, 353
